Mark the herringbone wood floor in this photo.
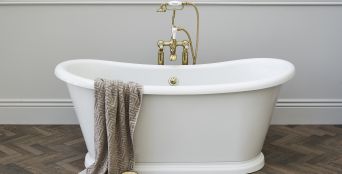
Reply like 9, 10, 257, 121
0, 125, 341, 174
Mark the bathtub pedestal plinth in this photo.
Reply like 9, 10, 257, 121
83, 152, 264, 174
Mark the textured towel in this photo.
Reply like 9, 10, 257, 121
86, 79, 143, 174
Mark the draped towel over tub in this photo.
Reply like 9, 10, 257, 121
86, 79, 143, 174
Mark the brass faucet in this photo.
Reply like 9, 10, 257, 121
158, 39, 189, 65
156, 1, 199, 65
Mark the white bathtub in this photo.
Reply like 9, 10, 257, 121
55, 58, 294, 174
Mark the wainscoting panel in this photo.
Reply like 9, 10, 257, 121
0, 1, 341, 124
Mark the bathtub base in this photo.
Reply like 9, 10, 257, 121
82, 153, 264, 174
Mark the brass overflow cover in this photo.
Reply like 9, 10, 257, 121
168, 76, 178, 86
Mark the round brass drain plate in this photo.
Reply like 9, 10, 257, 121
168, 76, 178, 86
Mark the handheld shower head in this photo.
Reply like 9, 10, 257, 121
156, 1, 184, 12
167, 1, 183, 6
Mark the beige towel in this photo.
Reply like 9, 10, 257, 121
86, 79, 143, 174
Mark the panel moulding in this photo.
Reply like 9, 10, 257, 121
0, 1, 342, 6
0, 99, 341, 124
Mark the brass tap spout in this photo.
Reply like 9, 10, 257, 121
170, 38, 177, 61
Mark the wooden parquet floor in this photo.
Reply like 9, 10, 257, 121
0, 125, 341, 174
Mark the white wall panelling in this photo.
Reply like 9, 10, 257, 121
0, 1, 342, 124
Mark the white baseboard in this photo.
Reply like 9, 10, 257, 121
0, 99, 341, 125
0, 107, 78, 125
272, 107, 342, 125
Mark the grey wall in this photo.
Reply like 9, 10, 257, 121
0, 0, 342, 124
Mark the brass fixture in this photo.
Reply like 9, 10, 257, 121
156, 1, 199, 65
168, 76, 178, 86
156, 3, 167, 12
158, 39, 189, 65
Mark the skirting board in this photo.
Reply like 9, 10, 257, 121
0, 107, 79, 125
0, 103, 341, 125
272, 107, 342, 125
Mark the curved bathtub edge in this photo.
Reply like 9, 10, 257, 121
55, 58, 295, 95
83, 152, 264, 174
55, 61, 94, 90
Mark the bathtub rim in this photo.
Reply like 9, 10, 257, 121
55, 58, 295, 95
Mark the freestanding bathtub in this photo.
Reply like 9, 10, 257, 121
55, 58, 294, 174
